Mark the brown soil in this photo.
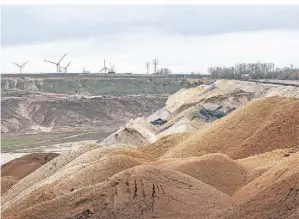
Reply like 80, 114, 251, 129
162, 97, 299, 159
2, 144, 97, 206
3, 165, 234, 219
155, 153, 247, 196
2, 153, 59, 179
287, 209, 299, 219
220, 172, 299, 219
140, 132, 193, 159
237, 148, 294, 182
1, 153, 58, 194
2, 154, 144, 214
1, 94, 166, 133
233, 151, 299, 204
1, 176, 19, 194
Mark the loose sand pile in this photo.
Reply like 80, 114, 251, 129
1, 153, 58, 194
61, 147, 153, 171
1, 176, 19, 194
155, 153, 247, 195
233, 151, 299, 204
157, 118, 197, 138
221, 173, 299, 219
162, 97, 299, 159
140, 132, 193, 159
1, 147, 153, 213
237, 148, 294, 182
101, 117, 158, 147
161, 104, 200, 128
3, 165, 234, 219
2, 143, 97, 208
2, 154, 145, 214
1, 153, 59, 179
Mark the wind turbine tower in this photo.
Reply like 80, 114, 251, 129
100, 59, 109, 73
13, 61, 28, 73
145, 61, 150, 74
152, 59, 159, 74
44, 53, 67, 73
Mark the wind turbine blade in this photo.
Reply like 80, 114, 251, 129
58, 53, 67, 64
21, 62, 28, 67
100, 68, 105, 73
66, 62, 71, 68
13, 62, 21, 67
44, 60, 57, 65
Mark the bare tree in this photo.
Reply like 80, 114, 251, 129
208, 62, 298, 80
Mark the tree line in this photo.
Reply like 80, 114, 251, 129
208, 63, 299, 80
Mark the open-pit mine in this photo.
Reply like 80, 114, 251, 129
1, 75, 299, 219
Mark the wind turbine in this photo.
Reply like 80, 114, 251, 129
44, 53, 67, 73
61, 62, 71, 73
13, 61, 28, 73
145, 61, 150, 74
99, 59, 109, 73
152, 58, 159, 74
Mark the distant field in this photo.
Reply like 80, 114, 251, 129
1, 132, 71, 149
1, 131, 111, 153
41, 78, 184, 95
1, 75, 191, 95
1, 139, 37, 148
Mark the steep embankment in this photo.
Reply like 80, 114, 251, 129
1, 76, 183, 95
1, 153, 58, 193
1, 94, 166, 133
102, 80, 299, 147
161, 97, 299, 159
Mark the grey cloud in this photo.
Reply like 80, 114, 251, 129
2, 5, 299, 47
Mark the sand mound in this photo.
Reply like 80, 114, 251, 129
140, 132, 193, 159
161, 80, 298, 134
237, 148, 294, 182
101, 117, 158, 147
163, 104, 200, 128
1, 153, 58, 194
162, 97, 299, 159
220, 172, 299, 219
55, 154, 144, 191
3, 154, 144, 214
102, 148, 154, 162
233, 151, 299, 204
156, 153, 247, 195
157, 118, 197, 138
1, 176, 19, 194
1, 153, 59, 179
1, 143, 97, 207
2, 147, 154, 213
165, 86, 205, 113
62, 146, 153, 170
3, 165, 234, 219
60, 147, 115, 169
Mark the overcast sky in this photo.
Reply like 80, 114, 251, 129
2, 5, 299, 73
